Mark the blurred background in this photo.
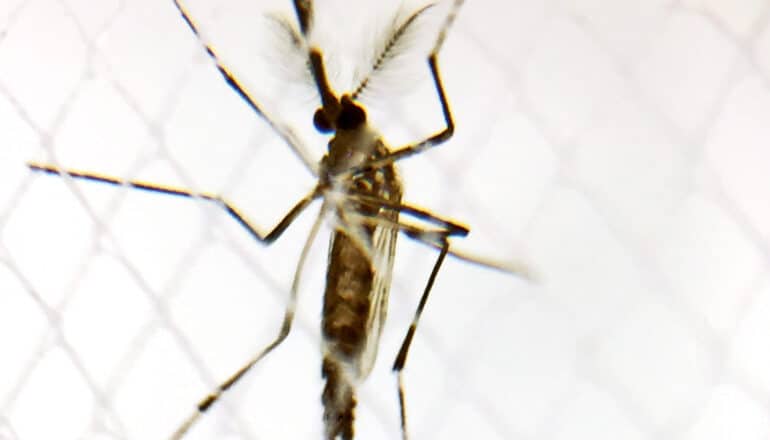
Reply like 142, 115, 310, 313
1, 0, 769, 439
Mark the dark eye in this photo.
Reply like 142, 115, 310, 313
337, 103, 366, 130
313, 108, 333, 133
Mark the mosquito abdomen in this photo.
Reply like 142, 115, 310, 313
321, 356, 356, 440
321, 228, 376, 439
320, 135, 403, 438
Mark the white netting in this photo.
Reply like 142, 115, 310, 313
2, 0, 770, 439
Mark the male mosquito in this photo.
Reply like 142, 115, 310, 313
29, 0, 530, 438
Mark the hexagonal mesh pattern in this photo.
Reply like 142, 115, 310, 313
1, 1, 769, 439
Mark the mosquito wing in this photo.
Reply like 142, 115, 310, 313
357, 212, 399, 378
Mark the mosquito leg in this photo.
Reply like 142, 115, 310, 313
384, 50, 456, 161
171, 0, 316, 174
27, 163, 320, 245
171, 207, 326, 439
346, 192, 469, 238
394, 239, 450, 440
344, 195, 532, 276
29, 159, 326, 437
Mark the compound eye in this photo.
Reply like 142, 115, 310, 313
313, 108, 334, 133
337, 103, 366, 130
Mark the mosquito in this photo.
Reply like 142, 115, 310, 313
29, 0, 531, 438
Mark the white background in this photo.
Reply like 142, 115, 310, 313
1, 0, 770, 439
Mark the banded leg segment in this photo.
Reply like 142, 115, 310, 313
172, 208, 327, 439
394, 239, 450, 440
27, 162, 319, 245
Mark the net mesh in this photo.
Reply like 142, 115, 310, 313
2, 0, 770, 439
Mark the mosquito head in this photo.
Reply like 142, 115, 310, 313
313, 95, 367, 134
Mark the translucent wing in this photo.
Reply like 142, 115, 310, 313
357, 216, 399, 379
